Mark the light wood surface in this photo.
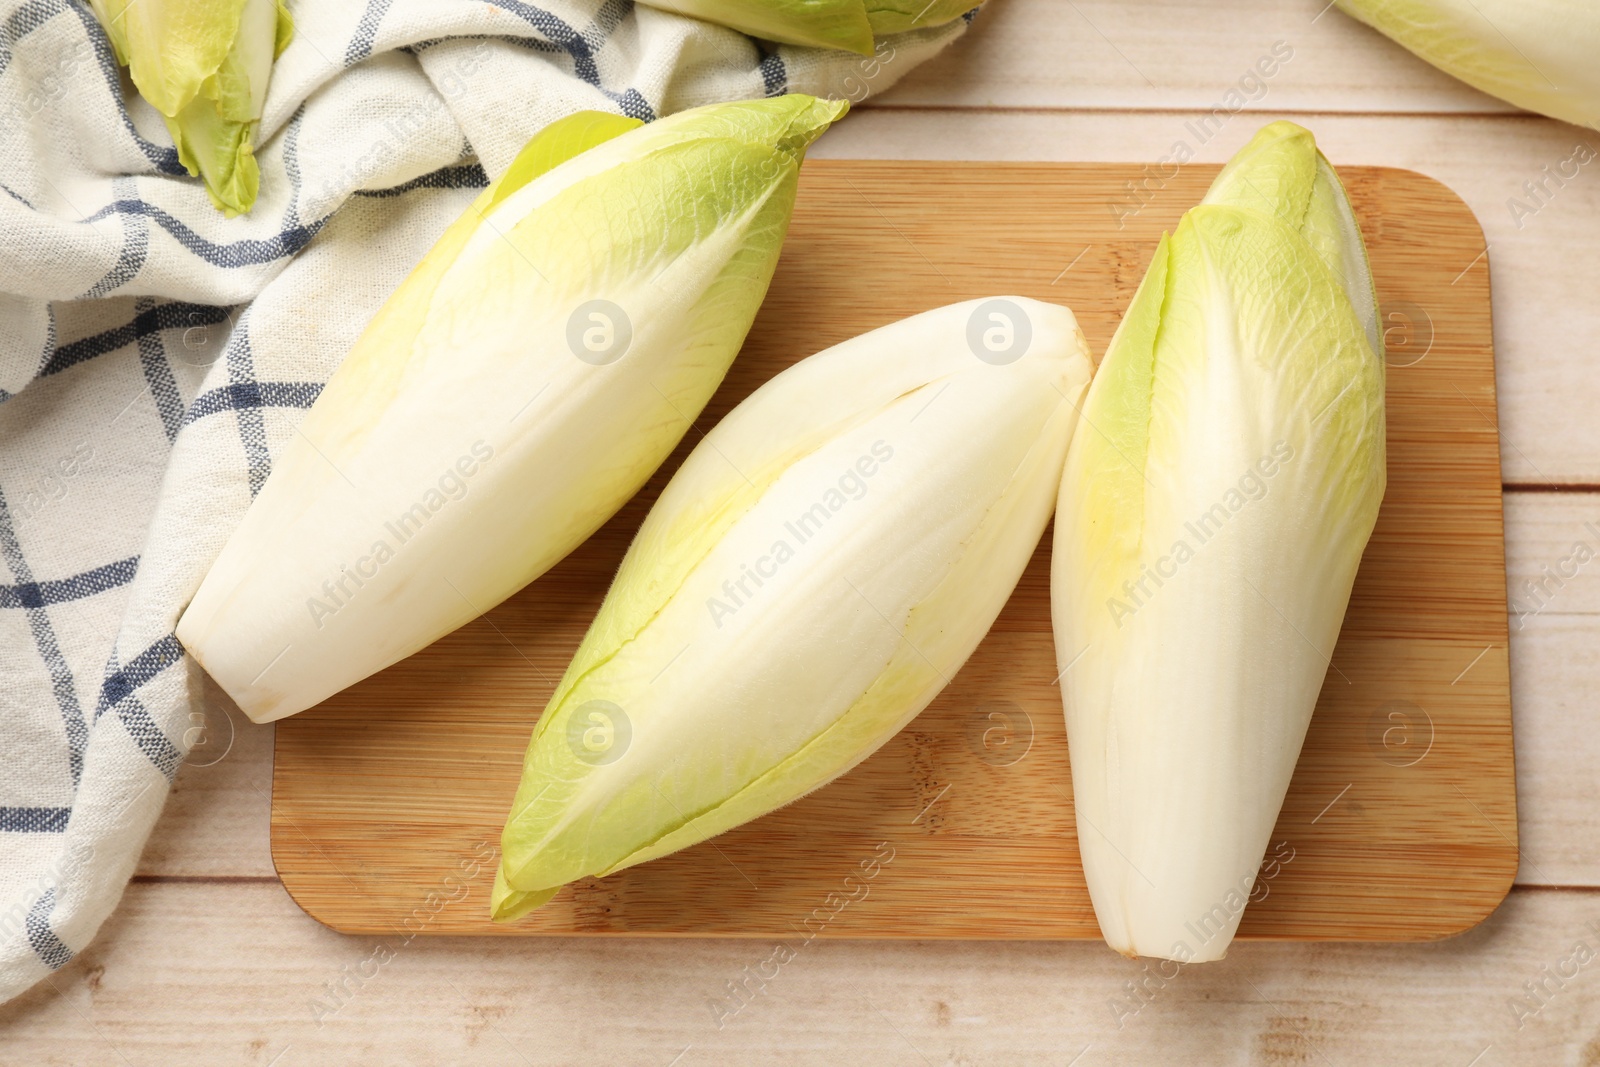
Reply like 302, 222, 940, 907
268, 162, 1517, 942
10, 1, 1600, 1062
2, 880, 1598, 1067
881, 0, 1521, 114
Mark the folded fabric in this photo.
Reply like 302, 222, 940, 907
0, 0, 971, 1003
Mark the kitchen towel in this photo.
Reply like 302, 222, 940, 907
0, 0, 971, 1003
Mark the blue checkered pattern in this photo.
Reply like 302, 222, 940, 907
0, 0, 971, 1003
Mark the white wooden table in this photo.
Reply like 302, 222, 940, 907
6, 2, 1599, 1063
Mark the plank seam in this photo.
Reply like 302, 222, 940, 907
129, 875, 281, 885
856, 103, 1530, 120
1504, 483, 1600, 494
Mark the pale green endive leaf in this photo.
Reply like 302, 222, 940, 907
88, 0, 293, 215
1336, 0, 1600, 129
177, 96, 846, 724
865, 0, 976, 37
641, 0, 980, 55
645, 0, 875, 53
494, 297, 1092, 920
1053, 121, 1386, 962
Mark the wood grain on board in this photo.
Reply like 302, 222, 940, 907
811, 109, 1600, 486
270, 160, 1515, 941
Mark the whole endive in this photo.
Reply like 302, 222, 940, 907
641, 0, 979, 55
89, 0, 294, 215
178, 95, 847, 723
1052, 122, 1386, 962
493, 297, 1092, 920
1336, 0, 1600, 129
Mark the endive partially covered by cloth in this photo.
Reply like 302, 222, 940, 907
88, 0, 294, 215
642, 0, 979, 55
493, 297, 1092, 920
1052, 122, 1386, 962
1336, 0, 1600, 129
177, 96, 847, 723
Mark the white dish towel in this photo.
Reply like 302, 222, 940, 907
0, 0, 970, 1003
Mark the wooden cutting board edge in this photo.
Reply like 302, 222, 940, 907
268, 159, 1518, 943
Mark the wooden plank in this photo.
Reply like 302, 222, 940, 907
811, 109, 1600, 485
873, 0, 1516, 115
1510, 613, 1600, 889
269, 160, 1515, 940
1505, 493, 1600, 617
3, 881, 1597, 1065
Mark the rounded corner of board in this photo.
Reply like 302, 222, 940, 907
269, 836, 365, 936
1427, 862, 1522, 944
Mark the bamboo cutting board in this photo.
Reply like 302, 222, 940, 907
270, 160, 1516, 941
